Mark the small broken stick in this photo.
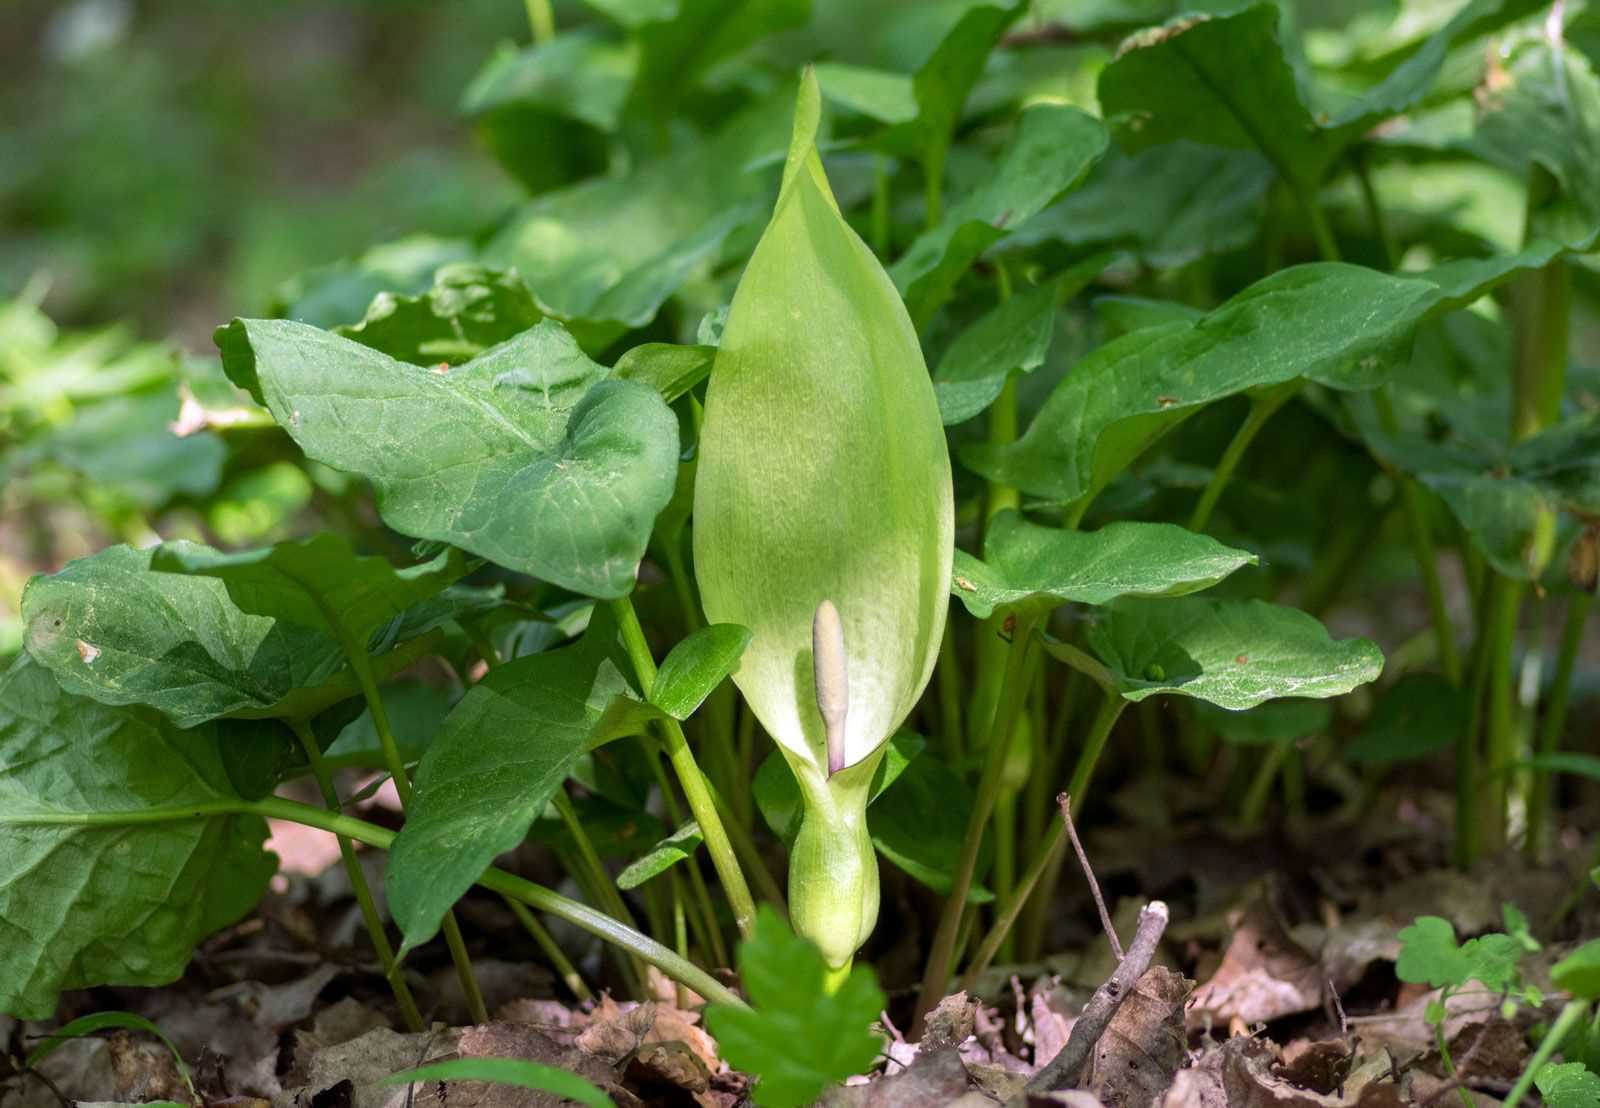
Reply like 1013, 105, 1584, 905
1016, 900, 1171, 1101
1061, 793, 1122, 962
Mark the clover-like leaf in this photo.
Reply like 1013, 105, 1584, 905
21, 543, 346, 728
1074, 596, 1383, 710
705, 906, 885, 1108
952, 511, 1257, 619
1536, 1062, 1600, 1108
0, 657, 275, 1019
216, 319, 679, 598
1396, 915, 1526, 993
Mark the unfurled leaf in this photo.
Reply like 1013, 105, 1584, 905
615, 820, 704, 890
151, 534, 467, 643
21, 543, 344, 728
385, 612, 641, 950
650, 623, 752, 720
1075, 597, 1383, 710
1396, 915, 1525, 992
614, 343, 716, 403
1553, 938, 1600, 1001
386, 1058, 616, 1108
705, 906, 885, 1108
0, 657, 274, 1019
892, 104, 1107, 325
951, 511, 1256, 619
963, 264, 1443, 505
216, 319, 679, 598
335, 264, 543, 367
1345, 673, 1469, 765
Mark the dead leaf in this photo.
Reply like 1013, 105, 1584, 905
1190, 903, 1323, 1028
1030, 985, 1077, 1069
1085, 966, 1191, 1108
575, 997, 654, 1064
921, 992, 978, 1051
106, 1030, 189, 1104
1276, 1039, 1353, 1095
276, 1026, 459, 1108
822, 1048, 969, 1108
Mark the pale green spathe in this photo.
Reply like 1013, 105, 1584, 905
694, 70, 953, 780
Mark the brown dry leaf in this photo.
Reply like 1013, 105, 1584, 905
276, 1026, 460, 1108
387, 1024, 624, 1108
1189, 903, 1323, 1029
1029, 1094, 1111, 1107
1084, 966, 1192, 1108
1275, 1039, 1353, 1095
1030, 984, 1077, 1069
575, 997, 653, 1064
106, 1030, 189, 1104
922, 992, 978, 1052
822, 1048, 970, 1108
21, 1037, 116, 1108
1212, 1038, 1405, 1108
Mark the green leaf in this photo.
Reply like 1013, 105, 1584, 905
461, 31, 637, 133
951, 511, 1256, 619
1077, 597, 1383, 709
334, 264, 544, 367
614, 343, 716, 403
615, 819, 704, 890
27, 1010, 196, 1101
0, 657, 275, 1019
1537, 1062, 1600, 1108
151, 534, 467, 644
1369, 412, 1600, 580
625, 0, 810, 124
1503, 903, 1540, 953
1100, 1, 1542, 193
385, 1058, 616, 1108
933, 277, 1062, 426
21, 543, 345, 728
1345, 673, 1469, 765
385, 613, 639, 950
483, 94, 788, 343
868, 748, 994, 901
650, 624, 752, 721
814, 63, 916, 125
323, 680, 452, 770
35, 388, 227, 508
705, 906, 885, 1108
891, 104, 1108, 326
1553, 939, 1600, 1002
1520, 752, 1600, 782
1396, 916, 1525, 992
905, 1, 1024, 179
1012, 144, 1272, 269
215, 319, 680, 598
962, 264, 1443, 504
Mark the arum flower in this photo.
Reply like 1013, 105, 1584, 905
694, 69, 954, 970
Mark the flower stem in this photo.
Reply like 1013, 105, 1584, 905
287, 719, 423, 1032
249, 796, 745, 1009
912, 613, 1040, 1035
611, 596, 758, 938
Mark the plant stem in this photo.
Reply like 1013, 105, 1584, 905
336, 627, 487, 1025
611, 596, 757, 938
1457, 618, 1492, 868
924, 144, 944, 230
1502, 1000, 1587, 1108
937, 620, 965, 762
504, 897, 592, 1003
1188, 382, 1299, 533
961, 694, 1125, 986
552, 789, 648, 995
1295, 180, 1342, 263
642, 745, 732, 968
1239, 740, 1291, 831
524, 0, 554, 44
871, 155, 891, 257
287, 720, 423, 1032
246, 796, 746, 1009
1529, 593, 1593, 859
708, 781, 788, 919
1433, 991, 1478, 1108
1352, 146, 1400, 269
1481, 573, 1525, 854
911, 614, 1040, 1035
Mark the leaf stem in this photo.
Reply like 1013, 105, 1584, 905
504, 897, 593, 1003
552, 788, 648, 995
287, 719, 423, 1032
1480, 573, 1525, 854
611, 596, 758, 938
960, 693, 1125, 987
912, 613, 1040, 1035
1188, 381, 1300, 533
1529, 593, 1592, 859
524, 0, 554, 44
247, 796, 747, 1009
1501, 1000, 1587, 1108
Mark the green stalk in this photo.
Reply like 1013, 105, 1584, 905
1457, 621, 1492, 867
924, 144, 944, 230
1433, 990, 1478, 1108
1529, 593, 1593, 859
329, 617, 487, 1025
961, 694, 1126, 985
642, 746, 732, 968
1295, 180, 1342, 263
1481, 574, 1525, 853
524, 0, 554, 43
1502, 1000, 1588, 1108
1188, 381, 1300, 533
911, 614, 1041, 1034
707, 781, 788, 918
1239, 740, 1291, 831
504, 897, 592, 1003
871, 155, 891, 258
1352, 147, 1400, 269
236, 797, 748, 1009
611, 596, 757, 938
669, 868, 691, 1008
937, 621, 965, 762
552, 789, 647, 995
287, 720, 423, 1032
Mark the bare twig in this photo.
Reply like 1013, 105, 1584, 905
1018, 900, 1170, 1100
1060, 794, 1122, 961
